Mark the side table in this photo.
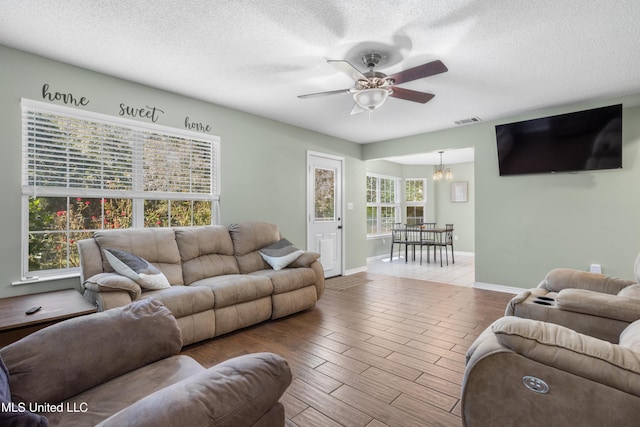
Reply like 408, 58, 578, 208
0, 288, 97, 347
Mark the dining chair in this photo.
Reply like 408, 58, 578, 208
404, 224, 424, 263
389, 223, 405, 262
434, 223, 455, 266
445, 223, 455, 264
420, 222, 437, 263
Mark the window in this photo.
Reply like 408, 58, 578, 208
366, 174, 399, 236
22, 99, 220, 278
405, 178, 426, 225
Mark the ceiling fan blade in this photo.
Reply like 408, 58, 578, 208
389, 87, 435, 103
327, 59, 368, 81
298, 88, 352, 99
350, 103, 365, 115
386, 60, 448, 85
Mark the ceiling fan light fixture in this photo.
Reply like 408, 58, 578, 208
353, 88, 389, 110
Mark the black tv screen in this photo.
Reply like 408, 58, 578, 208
496, 104, 622, 176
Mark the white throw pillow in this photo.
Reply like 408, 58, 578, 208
259, 238, 304, 271
103, 248, 171, 290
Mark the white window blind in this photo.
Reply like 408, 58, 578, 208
21, 99, 220, 202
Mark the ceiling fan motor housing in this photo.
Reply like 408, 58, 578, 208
362, 53, 382, 69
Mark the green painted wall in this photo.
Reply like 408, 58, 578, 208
2, 43, 639, 298
435, 162, 474, 253
0, 45, 367, 297
364, 99, 640, 288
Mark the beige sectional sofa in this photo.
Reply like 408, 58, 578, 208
78, 222, 324, 346
1, 299, 292, 426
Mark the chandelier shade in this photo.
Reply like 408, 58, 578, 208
353, 88, 389, 110
433, 151, 453, 180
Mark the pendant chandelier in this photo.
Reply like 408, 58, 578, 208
433, 151, 453, 180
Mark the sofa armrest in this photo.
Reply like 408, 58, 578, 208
78, 237, 105, 282
555, 288, 640, 323
504, 290, 531, 316
97, 352, 292, 427
538, 268, 636, 294
288, 251, 320, 268
492, 316, 640, 395
84, 272, 142, 299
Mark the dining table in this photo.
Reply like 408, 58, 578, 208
403, 225, 452, 267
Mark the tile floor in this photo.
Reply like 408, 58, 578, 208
366, 249, 476, 287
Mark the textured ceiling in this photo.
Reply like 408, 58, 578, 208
1, 0, 640, 155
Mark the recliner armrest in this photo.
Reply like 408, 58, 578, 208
492, 317, 640, 396
97, 352, 292, 427
556, 288, 640, 323
84, 272, 142, 299
538, 268, 636, 294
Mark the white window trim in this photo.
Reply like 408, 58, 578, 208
405, 177, 427, 224
21, 99, 221, 280
366, 173, 400, 237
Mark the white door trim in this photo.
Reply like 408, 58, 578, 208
306, 150, 345, 277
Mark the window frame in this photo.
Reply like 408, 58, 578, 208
405, 178, 427, 226
21, 99, 221, 279
366, 173, 400, 237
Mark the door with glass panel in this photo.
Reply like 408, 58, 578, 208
307, 152, 343, 278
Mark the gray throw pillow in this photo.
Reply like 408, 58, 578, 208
259, 238, 304, 271
103, 248, 170, 290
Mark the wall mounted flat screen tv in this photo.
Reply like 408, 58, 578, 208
495, 104, 622, 176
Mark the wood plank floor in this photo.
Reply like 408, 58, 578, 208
180, 272, 514, 426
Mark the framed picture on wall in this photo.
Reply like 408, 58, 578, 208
451, 181, 468, 203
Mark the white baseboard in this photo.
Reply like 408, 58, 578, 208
343, 266, 368, 276
473, 282, 525, 294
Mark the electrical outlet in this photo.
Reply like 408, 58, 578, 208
454, 235, 459, 241
589, 264, 602, 274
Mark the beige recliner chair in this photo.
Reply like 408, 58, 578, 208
0, 299, 292, 427
505, 254, 640, 343
462, 316, 640, 427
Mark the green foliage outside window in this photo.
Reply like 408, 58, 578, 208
28, 197, 211, 272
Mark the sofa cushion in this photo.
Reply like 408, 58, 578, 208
0, 355, 48, 427
229, 222, 281, 274
174, 226, 239, 284
104, 248, 171, 290
259, 238, 304, 271
45, 355, 204, 427
228, 222, 280, 256
250, 267, 317, 295
190, 274, 273, 308
94, 228, 183, 285
1, 299, 182, 405
138, 285, 215, 318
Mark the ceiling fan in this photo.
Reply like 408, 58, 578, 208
298, 53, 448, 114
